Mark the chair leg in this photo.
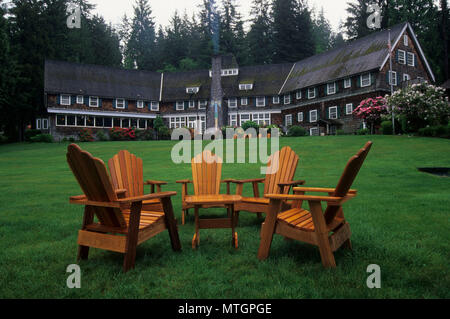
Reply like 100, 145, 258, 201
342, 239, 352, 250
161, 197, 182, 252
309, 200, 336, 268
77, 206, 94, 261
123, 202, 142, 272
258, 199, 282, 260
182, 210, 185, 225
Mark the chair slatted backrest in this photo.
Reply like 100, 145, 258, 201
191, 151, 222, 196
264, 146, 299, 195
324, 141, 373, 224
67, 144, 127, 228
108, 150, 144, 198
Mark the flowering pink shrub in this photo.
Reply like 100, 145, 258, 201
353, 97, 389, 133
78, 128, 94, 142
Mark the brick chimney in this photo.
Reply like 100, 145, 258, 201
207, 55, 224, 130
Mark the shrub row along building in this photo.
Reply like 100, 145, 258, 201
42, 22, 434, 139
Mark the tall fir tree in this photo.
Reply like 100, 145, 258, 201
247, 0, 273, 64
126, 0, 157, 70
272, 0, 315, 63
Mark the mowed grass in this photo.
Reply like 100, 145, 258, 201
0, 136, 449, 299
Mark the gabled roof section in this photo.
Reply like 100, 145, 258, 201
280, 23, 407, 94
162, 69, 211, 101
44, 60, 161, 100
223, 63, 294, 98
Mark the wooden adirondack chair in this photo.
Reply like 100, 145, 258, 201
258, 141, 373, 268
108, 150, 167, 212
67, 144, 181, 272
176, 151, 233, 225
232, 146, 305, 218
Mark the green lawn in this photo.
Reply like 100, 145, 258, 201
0, 136, 449, 299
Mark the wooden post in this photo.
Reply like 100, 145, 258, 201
160, 197, 182, 252
309, 200, 336, 268
77, 205, 94, 261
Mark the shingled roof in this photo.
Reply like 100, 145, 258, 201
45, 60, 162, 101
161, 69, 211, 101
280, 23, 408, 94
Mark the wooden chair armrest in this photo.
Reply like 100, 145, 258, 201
176, 179, 192, 184
144, 180, 168, 186
69, 196, 120, 208
278, 180, 306, 187
232, 178, 265, 184
221, 179, 236, 183
293, 187, 357, 195
117, 191, 177, 204
264, 193, 356, 205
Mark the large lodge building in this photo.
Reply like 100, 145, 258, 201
42, 22, 435, 139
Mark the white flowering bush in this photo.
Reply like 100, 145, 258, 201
387, 83, 449, 132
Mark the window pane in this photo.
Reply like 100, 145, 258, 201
138, 119, 146, 129
122, 119, 130, 128
95, 117, 104, 127
113, 118, 121, 127
76, 116, 85, 127
67, 115, 75, 126
57, 115, 66, 126
86, 116, 95, 127
104, 118, 113, 128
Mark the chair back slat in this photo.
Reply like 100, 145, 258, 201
264, 146, 299, 195
192, 151, 222, 195
108, 150, 144, 198
67, 144, 126, 228
324, 141, 373, 224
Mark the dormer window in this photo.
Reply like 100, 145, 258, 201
308, 88, 316, 99
115, 98, 125, 109
256, 97, 266, 107
228, 98, 237, 108
199, 100, 207, 109
137, 100, 144, 109
186, 87, 199, 94
176, 101, 185, 111
60, 94, 71, 106
221, 69, 239, 76
150, 101, 159, 111
89, 96, 99, 108
239, 83, 253, 91
189, 101, 196, 108
327, 82, 336, 95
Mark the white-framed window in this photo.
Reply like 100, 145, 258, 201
329, 106, 338, 119
150, 101, 159, 111
256, 97, 266, 107
228, 98, 237, 108
310, 127, 319, 136
189, 100, 196, 108
89, 96, 99, 107
273, 96, 280, 104
298, 112, 303, 122
199, 100, 207, 109
327, 82, 336, 95
36, 118, 48, 129
169, 116, 187, 129
137, 100, 144, 109
60, 94, 71, 106
296, 90, 302, 99
344, 78, 351, 88
186, 87, 199, 94
398, 50, 406, 65
138, 119, 147, 129
115, 98, 125, 109
229, 114, 238, 127
176, 101, 185, 111
361, 73, 371, 87
241, 97, 248, 106
240, 114, 251, 125
308, 88, 316, 99
56, 115, 66, 126
104, 118, 113, 128
222, 69, 239, 76
285, 114, 292, 126
76, 95, 84, 104
284, 94, 291, 105
252, 113, 271, 126
77, 115, 86, 127
346, 103, 354, 115
389, 71, 397, 86
239, 83, 253, 90
403, 74, 410, 81
404, 34, 408, 46
407, 52, 415, 66
309, 109, 318, 123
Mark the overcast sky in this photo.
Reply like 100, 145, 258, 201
90, 0, 353, 32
